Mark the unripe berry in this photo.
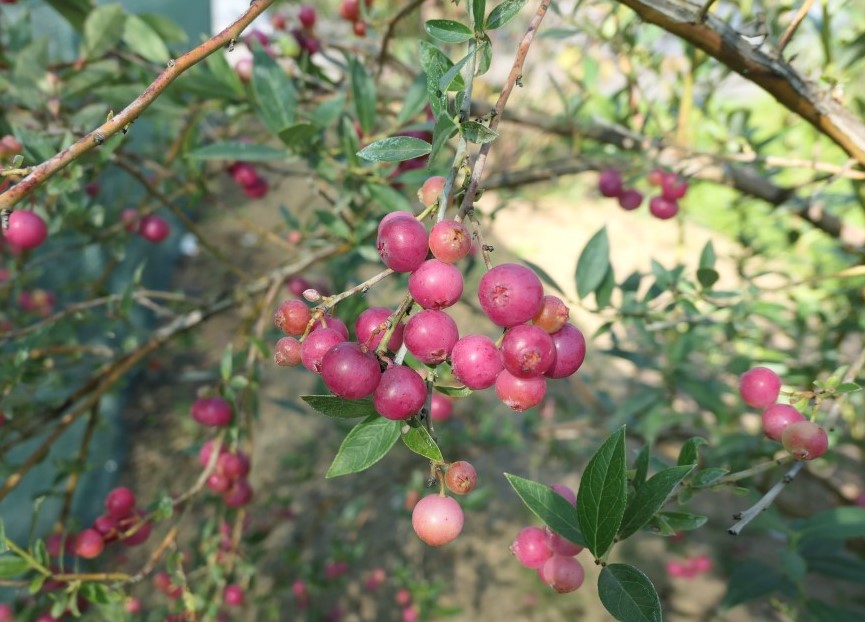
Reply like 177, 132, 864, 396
223, 477, 254, 507
355, 306, 405, 352
138, 214, 171, 242
408, 259, 464, 309
539, 555, 585, 593
532, 295, 569, 334
224, 584, 245, 607
445, 461, 477, 495
404, 309, 459, 365
377, 216, 429, 273
739, 367, 782, 408
648, 196, 679, 220
274, 336, 302, 367
274, 299, 312, 335
373, 365, 426, 420
300, 327, 344, 373
501, 324, 555, 378
105, 486, 136, 519
451, 334, 503, 390
418, 176, 446, 206
544, 526, 583, 556
428, 219, 471, 263
647, 168, 665, 186
510, 526, 552, 569
430, 393, 454, 422
3, 210, 47, 249
233, 57, 253, 82
618, 189, 643, 210
544, 323, 587, 379
75, 529, 105, 559
598, 169, 623, 198
298, 4, 316, 29
496, 370, 546, 411
411, 494, 464, 546
191, 397, 234, 427
781, 421, 829, 460
762, 403, 806, 442
477, 263, 544, 327
321, 342, 382, 399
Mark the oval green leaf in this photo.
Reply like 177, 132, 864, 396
486, 0, 529, 30
326, 416, 400, 478
252, 44, 297, 134
461, 121, 498, 144
0, 555, 30, 579
504, 473, 586, 547
122, 14, 169, 63
302, 395, 378, 419
425, 19, 474, 43
575, 227, 611, 299
618, 465, 694, 540
577, 426, 627, 559
186, 142, 288, 161
598, 563, 662, 622
676, 436, 707, 466
357, 136, 432, 163
402, 420, 444, 462
350, 58, 377, 136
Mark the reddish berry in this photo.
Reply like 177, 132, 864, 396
404, 309, 459, 365
411, 494, 464, 546
510, 526, 552, 569
428, 219, 471, 263
223, 478, 254, 507
539, 555, 585, 593
93, 514, 120, 542
395, 588, 412, 606
430, 393, 454, 422
353, 20, 367, 36
321, 342, 382, 399
243, 177, 269, 199
293, 580, 310, 608
300, 327, 343, 373
286, 275, 312, 297
445, 461, 477, 495
271, 13, 287, 30
75, 529, 105, 559
274, 336, 302, 367
354, 307, 404, 352
451, 334, 503, 390
0, 605, 10, 622
418, 176, 446, 206
501, 324, 555, 378
477, 263, 544, 327
544, 526, 583, 556
532, 295, 569, 334
138, 214, 171, 242
377, 216, 429, 273
647, 168, 665, 186
618, 189, 643, 210
124, 598, 141, 614
191, 397, 233, 427
218, 451, 251, 479
781, 421, 829, 460
105, 486, 136, 519
364, 567, 387, 591
274, 299, 312, 335
310, 314, 350, 340
598, 169, 623, 198
207, 472, 232, 493
198, 439, 227, 466
762, 404, 806, 442
3, 210, 47, 249
298, 4, 316, 28
495, 370, 546, 411
224, 584, 245, 607
648, 196, 679, 220
402, 605, 419, 622
661, 173, 688, 200
339, 0, 360, 21
739, 367, 782, 408
408, 259, 464, 309
373, 365, 426, 420
544, 323, 587, 379
230, 163, 258, 187
119, 512, 152, 546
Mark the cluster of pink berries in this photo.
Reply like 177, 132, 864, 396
510, 484, 585, 594
120, 209, 172, 243
666, 554, 712, 579
740, 367, 829, 460
227, 161, 269, 199
598, 167, 689, 220
338, 0, 373, 37
72, 486, 153, 561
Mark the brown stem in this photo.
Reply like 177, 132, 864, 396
777, 0, 816, 55
56, 404, 101, 529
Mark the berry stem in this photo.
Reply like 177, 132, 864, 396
714, 455, 793, 485
3, 538, 52, 577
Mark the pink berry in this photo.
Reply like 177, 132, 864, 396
286, 275, 312, 297
373, 365, 427, 420
223, 477, 254, 507
428, 219, 471, 263
402, 605, 419, 622
395, 588, 412, 607
418, 176, 446, 206
119, 512, 152, 546
618, 188, 643, 210
321, 342, 382, 399
532, 295, 569, 334
93, 514, 120, 542
364, 567, 387, 591
234, 57, 253, 82
105, 486, 136, 519
496, 370, 546, 412
411, 494, 464, 546
445, 461, 477, 495
298, 4, 316, 28
598, 169, 623, 198
739, 367, 782, 408
450, 334, 503, 390
354, 307, 404, 352
243, 177, 269, 199
310, 314, 350, 340
690, 554, 712, 574
377, 216, 429, 273
274, 336, 302, 367
230, 163, 258, 187
378, 210, 415, 231
0, 604, 10, 622
550, 483, 577, 506
224, 584, 245, 607
339, 0, 360, 21
75, 528, 105, 559
661, 173, 688, 200
403, 309, 459, 365
429, 393, 454, 422
647, 168, 665, 186
510, 526, 552, 569
198, 439, 228, 466
648, 196, 679, 220
300, 327, 344, 373
762, 404, 806, 442
781, 421, 829, 460
540, 555, 585, 593
191, 397, 234, 427
274, 299, 312, 335
501, 324, 555, 378
138, 214, 171, 242
408, 259, 464, 309
207, 472, 232, 493
324, 560, 349, 580
544, 323, 587, 379
666, 560, 689, 578
544, 526, 583, 556
3, 210, 47, 249
124, 598, 141, 614
477, 263, 544, 327
245, 28, 270, 48
218, 451, 251, 479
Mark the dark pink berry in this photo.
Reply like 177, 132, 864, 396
75, 529, 105, 559
218, 451, 251, 479
377, 216, 429, 273
191, 397, 234, 427
762, 404, 806, 442
477, 263, 544, 327
450, 334, 503, 390
354, 306, 404, 352
598, 169, 623, 198
408, 259, 464, 309
649, 196, 679, 220
310, 314, 350, 340
93, 514, 120, 542
544, 526, 583, 556
532, 295, 569, 334
739, 367, 782, 408
3, 210, 47, 249
510, 526, 552, 569
198, 439, 227, 466
373, 365, 427, 420
428, 219, 471, 263
105, 486, 136, 519
274, 336, 302, 367
223, 478, 254, 507
137, 214, 171, 242
501, 324, 555, 378
119, 512, 152, 546
274, 299, 312, 335
430, 393, 454, 422
781, 421, 829, 460
230, 163, 258, 187
207, 472, 232, 493
301, 327, 344, 373
224, 584, 245, 607
411, 494, 464, 546
321, 342, 382, 399
661, 173, 688, 200
404, 310, 459, 365
243, 177, 269, 199
298, 4, 316, 28
445, 461, 477, 495
544, 323, 587, 379
618, 189, 643, 210
495, 370, 546, 411
539, 555, 585, 593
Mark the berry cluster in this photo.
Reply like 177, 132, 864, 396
338, 0, 373, 37
510, 484, 585, 593
121, 209, 172, 243
227, 162, 269, 199
598, 167, 689, 220
739, 366, 829, 460
73, 486, 153, 561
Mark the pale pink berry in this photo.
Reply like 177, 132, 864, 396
544, 323, 587, 379
429, 219, 471, 263
408, 259, 463, 309
649, 196, 679, 219
550, 483, 576, 506
539, 555, 584, 593
739, 367, 782, 408
377, 216, 428, 273
418, 176, 446, 206
445, 461, 477, 495
274, 336, 302, 367
310, 315, 349, 340
510, 526, 552, 569
234, 57, 253, 82
450, 334, 503, 390
501, 324, 555, 378
300, 327, 343, 373
761, 404, 806, 442
373, 365, 426, 420
598, 169, 623, 198
354, 307, 404, 352
429, 393, 454, 422
781, 421, 829, 460
191, 397, 233, 427
321, 342, 382, 399
532, 295, 569, 334
478, 263, 544, 327
544, 526, 583, 556
496, 371, 546, 411
403, 309, 459, 365
411, 494, 464, 546
3, 210, 47, 249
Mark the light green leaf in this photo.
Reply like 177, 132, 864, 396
461, 121, 498, 144
122, 14, 169, 63
425, 19, 474, 43
0, 556, 30, 579
357, 137, 431, 163
83, 4, 127, 60
402, 420, 444, 462
486, 0, 529, 30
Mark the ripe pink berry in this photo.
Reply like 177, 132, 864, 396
198, 439, 228, 466
501, 324, 555, 378
293, 579, 311, 608
75, 528, 105, 559
300, 327, 344, 373
286, 275, 312, 297
274, 299, 312, 335
3, 210, 47, 249
539, 555, 585, 593
418, 176, 446, 206
223, 478, 254, 507
355, 307, 405, 352
364, 567, 387, 591
445, 461, 477, 495
230, 163, 258, 187
762, 404, 806, 442
404, 310, 459, 365
93, 514, 120, 542
321, 342, 382, 399
105, 486, 136, 519
298, 4, 316, 28
430, 393, 454, 422
395, 588, 412, 607
411, 494, 464, 546
0, 604, 10, 622
373, 365, 427, 420
618, 189, 643, 210
311, 315, 350, 340
648, 196, 679, 220
544, 526, 583, 556
544, 323, 587, 379
477, 263, 544, 327
378, 210, 415, 231
191, 397, 234, 427
496, 370, 546, 411
243, 177, 269, 199
451, 334, 503, 390
532, 295, 569, 334
408, 259, 464, 309
661, 173, 688, 200
138, 214, 171, 242
124, 598, 141, 614
781, 421, 829, 460
218, 451, 251, 479
119, 511, 152, 546
377, 215, 429, 273
510, 526, 553, 569
598, 169, 623, 198
402, 605, 419, 622
428, 219, 471, 263
207, 472, 232, 493
224, 584, 245, 607
550, 483, 577, 506
339, 0, 360, 21
739, 367, 782, 408
274, 336, 302, 367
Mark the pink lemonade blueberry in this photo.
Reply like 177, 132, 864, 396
450, 334, 503, 390
408, 259, 464, 309
781, 420, 829, 461
373, 365, 427, 420
510, 526, 552, 569
739, 366, 782, 408
496, 370, 546, 411
321, 342, 382, 399
544, 323, 586, 379
477, 263, 544, 327
411, 494, 464, 546
403, 309, 459, 365
761, 403, 806, 442
500, 324, 555, 378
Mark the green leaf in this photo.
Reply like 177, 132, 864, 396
575, 227, 611, 299
618, 465, 694, 539
186, 142, 287, 161
122, 14, 169, 63
518, 259, 566, 297
278, 123, 319, 146
698, 240, 716, 269
44, 0, 91, 31
836, 382, 862, 393
652, 511, 707, 533
83, 4, 126, 60
429, 112, 459, 165
632, 446, 649, 489
798, 507, 865, 544
439, 45, 479, 92
138, 14, 188, 44
220, 344, 233, 383
598, 564, 662, 622
80, 582, 116, 605
0, 555, 30, 578
801, 548, 865, 583
425, 19, 474, 43
252, 44, 297, 134
696, 268, 719, 289
350, 58, 377, 136
402, 420, 444, 462
676, 436, 707, 466
461, 121, 498, 144
504, 473, 586, 547
692, 467, 729, 488
486, 0, 529, 30
472, 0, 487, 32
326, 415, 400, 478
577, 426, 627, 558
595, 263, 616, 308
722, 560, 787, 609
301, 396, 378, 419
805, 600, 865, 622
357, 137, 431, 163
0, 520, 6, 553
433, 385, 473, 398
397, 74, 430, 125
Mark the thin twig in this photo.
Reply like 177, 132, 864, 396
56, 404, 101, 529
376, 0, 426, 77
777, 0, 815, 55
